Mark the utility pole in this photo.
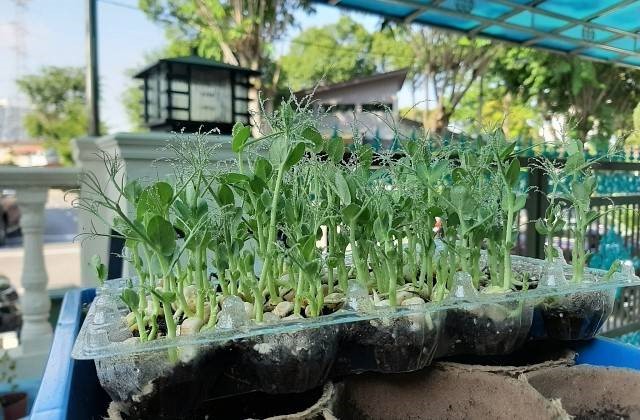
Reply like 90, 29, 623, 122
86, 0, 100, 136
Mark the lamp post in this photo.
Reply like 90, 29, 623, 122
86, 0, 100, 136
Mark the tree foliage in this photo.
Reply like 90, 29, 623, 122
408, 29, 497, 133
138, 0, 312, 94
492, 48, 640, 143
452, 78, 542, 141
627, 102, 640, 145
279, 17, 412, 91
16, 66, 87, 165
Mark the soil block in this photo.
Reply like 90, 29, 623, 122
332, 312, 440, 375
225, 326, 340, 394
438, 301, 533, 357
97, 344, 235, 419
534, 289, 615, 340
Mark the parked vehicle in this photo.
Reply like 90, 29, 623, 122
0, 190, 20, 246
0, 275, 20, 333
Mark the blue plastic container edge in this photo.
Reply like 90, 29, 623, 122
30, 288, 95, 420
573, 336, 640, 371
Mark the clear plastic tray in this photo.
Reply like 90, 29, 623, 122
72, 255, 639, 360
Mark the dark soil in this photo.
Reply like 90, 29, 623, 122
193, 386, 325, 419
111, 345, 234, 419
537, 290, 614, 340
332, 313, 439, 375
120, 386, 325, 420
438, 303, 532, 357
574, 406, 631, 420
226, 326, 340, 394
443, 340, 573, 367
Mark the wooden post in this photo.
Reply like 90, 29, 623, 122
524, 160, 548, 259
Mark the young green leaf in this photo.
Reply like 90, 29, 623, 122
249, 176, 267, 194
269, 139, 288, 166
173, 198, 191, 221
283, 142, 306, 171
150, 289, 176, 304
153, 182, 174, 204
91, 254, 107, 285
120, 288, 139, 312
505, 158, 521, 188
535, 219, 549, 235
514, 194, 527, 211
334, 171, 351, 205
499, 142, 517, 161
415, 162, 429, 185
301, 127, 323, 152
326, 137, 344, 164
254, 158, 273, 181
231, 124, 251, 153
124, 180, 142, 203
217, 184, 235, 207
222, 172, 250, 184
146, 216, 176, 256
341, 203, 361, 223
299, 234, 317, 261
232, 121, 244, 138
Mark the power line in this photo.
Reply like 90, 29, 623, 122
98, 0, 140, 11
289, 38, 415, 63
94, 0, 416, 63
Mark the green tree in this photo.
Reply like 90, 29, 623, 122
627, 102, 640, 145
279, 17, 412, 91
492, 48, 640, 144
452, 78, 542, 142
139, 0, 312, 98
16, 66, 87, 165
122, 82, 145, 132
408, 28, 497, 133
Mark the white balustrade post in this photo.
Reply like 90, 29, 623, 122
15, 187, 52, 350
73, 132, 234, 279
73, 136, 109, 286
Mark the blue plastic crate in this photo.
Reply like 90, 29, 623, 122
572, 336, 640, 370
30, 288, 640, 420
617, 330, 640, 347
30, 289, 109, 420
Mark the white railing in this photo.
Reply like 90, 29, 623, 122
0, 167, 80, 378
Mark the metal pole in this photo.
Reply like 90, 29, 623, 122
86, 0, 99, 136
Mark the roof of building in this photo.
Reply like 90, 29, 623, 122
316, 0, 640, 70
295, 69, 409, 97
134, 56, 261, 78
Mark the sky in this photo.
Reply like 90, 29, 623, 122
0, 0, 410, 134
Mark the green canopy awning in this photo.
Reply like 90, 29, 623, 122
317, 0, 640, 69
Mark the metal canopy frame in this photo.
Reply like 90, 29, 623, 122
320, 0, 640, 69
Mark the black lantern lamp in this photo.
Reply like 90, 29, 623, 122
134, 56, 260, 134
